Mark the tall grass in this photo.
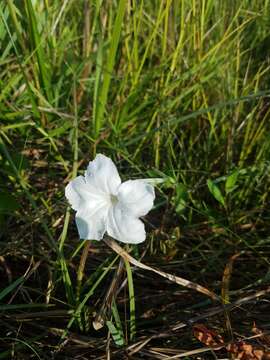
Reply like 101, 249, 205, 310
0, 0, 270, 357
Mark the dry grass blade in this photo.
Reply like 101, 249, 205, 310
172, 286, 270, 333
221, 252, 242, 341
222, 252, 242, 304
161, 345, 224, 359
104, 237, 220, 301
128, 286, 270, 356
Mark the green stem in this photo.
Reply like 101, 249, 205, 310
123, 257, 136, 341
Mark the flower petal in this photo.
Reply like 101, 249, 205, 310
117, 180, 155, 217
85, 154, 121, 195
106, 203, 146, 244
65, 175, 110, 240
65, 175, 105, 211
75, 204, 109, 240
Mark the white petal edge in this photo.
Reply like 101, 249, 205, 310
106, 204, 146, 244
75, 203, 109, 240
85, 154, 121, 195
117, 180, 155, 217
65, 176, 92, 211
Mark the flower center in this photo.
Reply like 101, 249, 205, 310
110, 194, 118, 205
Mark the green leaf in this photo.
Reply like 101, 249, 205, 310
111, 298, 124, 343
175, 182, 188, 214
124, 258, 136, 341
207, 179, 225, 207
48, 122, 72, 138
106, 320, 125, 346
225, 171, 239, 194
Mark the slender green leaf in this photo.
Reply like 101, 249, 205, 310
111, 298, 125, 344
124, 258, 136, 341
106, 320, 125, 346
94, 0, 126, 136
175, 183, 188, 214
24, 0, 53, 102
225, 171, 239, 194
0, 276, 24, 301
207, 179, 225, 207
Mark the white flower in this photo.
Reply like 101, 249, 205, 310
65, 154, 155, 244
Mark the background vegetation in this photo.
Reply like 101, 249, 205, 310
0, 0, 270, 358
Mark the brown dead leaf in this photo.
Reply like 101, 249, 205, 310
226, 341, 270, 360
193, 324, 270, 360
21, 148, 44, 159
193, 324, 224, 349
252, 322, 270, 346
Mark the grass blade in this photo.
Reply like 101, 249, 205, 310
0, 276, 24, 301
124, 258, 136, 341
94, 0, 126, 136
24, 0, 53, 103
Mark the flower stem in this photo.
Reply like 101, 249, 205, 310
123, 258, 136, 341
76, 240, 91, 301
